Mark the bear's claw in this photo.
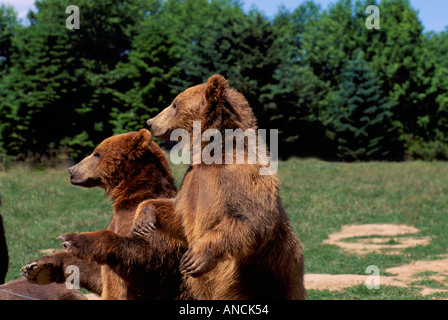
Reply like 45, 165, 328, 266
21, 261, 56, 284
20, 261, 37, 278
131, 204, 157, 237
131, 223, 154, 237
179, 246, 216, 278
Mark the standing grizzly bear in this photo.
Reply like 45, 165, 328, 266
132, 75, 306, 299
22, 130, 191, 300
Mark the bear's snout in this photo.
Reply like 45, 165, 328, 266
68, 166, 75, 175
146, 119, 153, 130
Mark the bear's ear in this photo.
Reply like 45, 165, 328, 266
205, 74, 228, 104
129, 129, 152, 159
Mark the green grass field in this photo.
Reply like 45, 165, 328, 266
1, 158, 447, 300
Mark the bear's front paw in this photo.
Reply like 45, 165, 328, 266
58, 233, 94, 261
131, 203, 157, 237
179, 245, 217, 278
21, 259, 63, 284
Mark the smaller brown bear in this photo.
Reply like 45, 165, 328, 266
22, 130, 191, 300
132, 75, 306, 300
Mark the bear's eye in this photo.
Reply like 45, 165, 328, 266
93, 152, 100, 158
172, 102, 177, 109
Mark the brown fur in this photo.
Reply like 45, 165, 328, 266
134, 75, 306, 299
0, 278, 87, 300
22, 130, 192, 300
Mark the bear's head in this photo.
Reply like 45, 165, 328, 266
147, 74, 257, 140
68, 129, 154, 190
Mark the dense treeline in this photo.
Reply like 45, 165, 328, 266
0, 0, 447, 162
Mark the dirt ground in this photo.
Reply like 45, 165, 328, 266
306, 224, 448, 297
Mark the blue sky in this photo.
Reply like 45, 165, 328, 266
243, 0, 447, 32
2, 0, 447, 32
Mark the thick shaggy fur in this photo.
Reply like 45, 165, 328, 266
132, 75, 306, 300
22, 130, 191, 300
0, 278, 87, 300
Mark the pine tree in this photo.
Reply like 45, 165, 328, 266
328, 51, 400, 160
181, 9, 280, 131
0, 0, 152, 159
266, 2, 332, 158
0, 5, 20, 154
358, 0, 426, 156
111, 0, 242, 134
404, 29, 448, 160
0, 5, 18, 75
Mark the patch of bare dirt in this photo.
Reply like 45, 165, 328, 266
308, 224, 448, 298
39, 248, 64, 255
306, 256, 448, 293
323, 224, 432, 255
